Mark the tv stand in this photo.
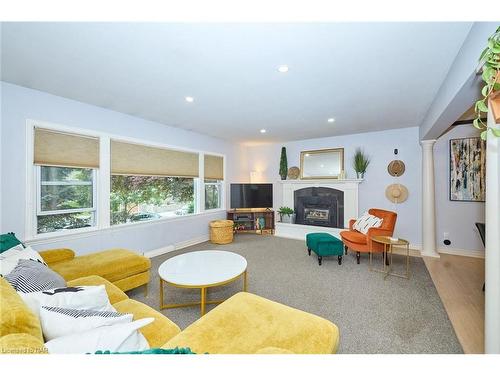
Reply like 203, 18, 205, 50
227, 209, 275, 235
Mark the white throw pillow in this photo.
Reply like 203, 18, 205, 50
20, 285, 115, 320
353, 212, 383, 234
40, 306, 133, 341
0, 245, 47, 277
44, 318, 153, 354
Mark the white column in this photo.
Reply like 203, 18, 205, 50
421, 140, 440, 258
485, 109, 500, 353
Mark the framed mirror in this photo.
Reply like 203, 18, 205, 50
300, 148, 344, 179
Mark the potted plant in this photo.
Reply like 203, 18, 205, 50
278, 206, 294, 223
473, 26, 500, 139
279, 147, 288, 180
353, 148, 370, 179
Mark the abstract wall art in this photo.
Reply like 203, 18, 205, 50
449, 137, 486, 202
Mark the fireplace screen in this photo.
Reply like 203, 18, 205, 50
304, 208, 330, 222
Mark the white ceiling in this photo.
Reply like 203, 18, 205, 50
1, 22, 473, 143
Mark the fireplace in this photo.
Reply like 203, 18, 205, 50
294, 187, 344, 228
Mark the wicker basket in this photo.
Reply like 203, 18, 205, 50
209, 220, 234, 244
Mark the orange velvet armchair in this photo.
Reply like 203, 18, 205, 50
339, 208, 397, 264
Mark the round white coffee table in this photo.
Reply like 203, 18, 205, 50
158, 250, 248, 316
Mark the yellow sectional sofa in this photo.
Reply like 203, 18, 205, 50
0, 276, 181, 354
1, 248, 340, 354
39, 248, 151, 292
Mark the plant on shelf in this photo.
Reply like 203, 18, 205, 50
473, 26, 500, 139
278, 206, 294, 223
279, 147, 288, 180
353, 148, 370, 179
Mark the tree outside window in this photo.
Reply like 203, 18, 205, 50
110, 175, 195, 225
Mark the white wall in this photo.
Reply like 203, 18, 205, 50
0, 82, 247, 254
434, 125, 485, 254
485, 110, 500, 353
244, 127, 423, 246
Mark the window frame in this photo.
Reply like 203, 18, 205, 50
203, 179, 223, 211
35, 165, 98, 234
25, 120, 226, 241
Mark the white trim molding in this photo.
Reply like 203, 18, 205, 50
143, 235, 210, 259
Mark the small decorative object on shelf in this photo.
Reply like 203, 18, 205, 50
279, 147, 288, 180
353, 148, 370, 179
278, 206, 294, 223
227, 209, 275, 235
287, 166, 300, 180
338, 170, 346, 180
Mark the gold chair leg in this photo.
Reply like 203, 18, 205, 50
243, 270, 248, 292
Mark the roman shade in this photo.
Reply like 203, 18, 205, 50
204, 155, 224, 180
111, 140, 199, 177
34, 128, 100, 168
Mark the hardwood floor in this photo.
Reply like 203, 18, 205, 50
423, 254, 485, 354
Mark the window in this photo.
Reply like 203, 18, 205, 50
36, 166, 97, 234
29, 124, 226, 238
204, 179, 222, 210
110, 175, 195, 225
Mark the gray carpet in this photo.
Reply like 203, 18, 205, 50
127, 235, 462, 354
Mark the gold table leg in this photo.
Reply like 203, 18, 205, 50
159, 278, 164, 310
243, 270, 248, 292
200, 287, 206, 316
159, 269, 249, 315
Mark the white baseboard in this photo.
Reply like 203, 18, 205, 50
143, 235, 210, 258
175, 235, 210, 251
409, 244, 484, 259
437, 247, 485, 259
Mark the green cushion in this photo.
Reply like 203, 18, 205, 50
94, 347, 195, 354
0, 233, 24, 253
306, 233, 343, 257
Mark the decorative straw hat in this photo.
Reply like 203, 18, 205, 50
385, 184, 409, 203
387, 160, 406, 177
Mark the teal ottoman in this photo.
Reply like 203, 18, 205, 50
306, 233, 344, 266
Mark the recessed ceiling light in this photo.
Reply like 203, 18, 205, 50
185, 96, 194, 103
260, 129, 267, 133
328, 118, 335, 123
277, 65, 289, 73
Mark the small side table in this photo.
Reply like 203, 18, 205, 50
370, 236, 410, 279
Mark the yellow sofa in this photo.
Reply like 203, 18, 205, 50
1, 249, 340, 354
39, 248, 151, 292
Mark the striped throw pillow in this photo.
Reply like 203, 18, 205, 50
353, 212, 383, 234
4, 259, 66, 293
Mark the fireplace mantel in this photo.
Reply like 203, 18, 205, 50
275, 178, 363, 240
278, 179, 363, 185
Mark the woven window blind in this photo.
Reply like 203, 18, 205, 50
34, 128, 100, 168
111, 140, 199, 177
204, 154, 224, 180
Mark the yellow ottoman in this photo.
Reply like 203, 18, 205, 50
163, 292, 340, 354
209, 220, 234, 244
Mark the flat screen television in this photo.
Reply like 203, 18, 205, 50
230, 183, 273, 209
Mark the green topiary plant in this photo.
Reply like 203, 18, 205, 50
473, 26, 500, 139
278, 206, 294, 223
279, 147, 288, 180
353, 148, 370, 179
